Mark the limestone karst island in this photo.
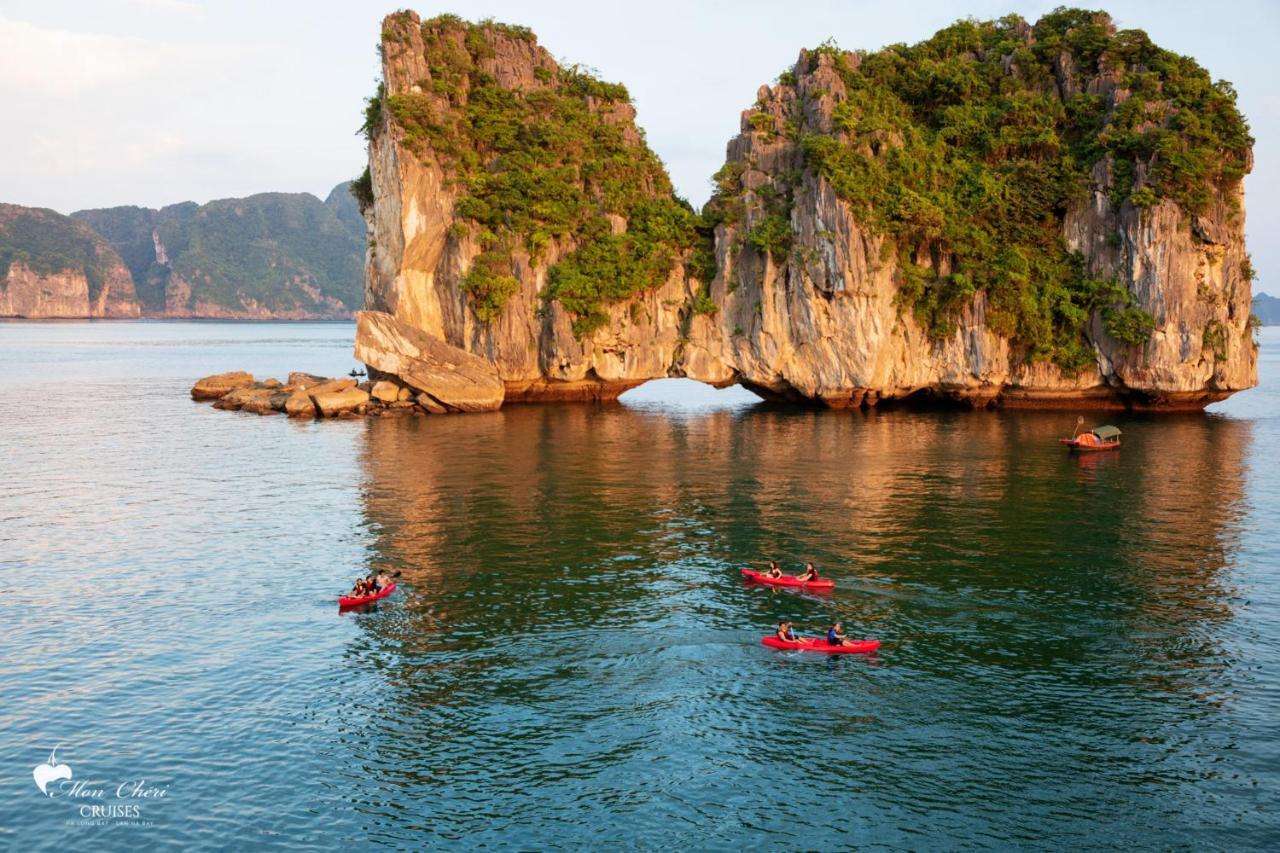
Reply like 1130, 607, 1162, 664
190, 8, 1257, 417
6, 3, 1280, 850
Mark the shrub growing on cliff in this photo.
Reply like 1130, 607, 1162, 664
691, 288, 717, 316
360, 82, 385, 142
1103, 305, 1156, 346
462, 248, 520, 323
745, 214, 793, 264
1203, 320, 1228, 359
350, 167, 374, 214
760, 9, 1250, 369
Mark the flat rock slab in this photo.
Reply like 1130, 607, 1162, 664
192, 371, 255, 400
354, 310, 504, 412
287, 372, 328, 390
312, 386, 370, 417
214, 384, 275, 410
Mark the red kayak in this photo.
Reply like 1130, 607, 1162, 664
761, 635, 879, 654
741, 568, 835, 590
338, 581, 396, 608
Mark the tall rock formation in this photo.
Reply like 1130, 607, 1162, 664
358, 9, 1257, 410
692, 10, 1257, 409
359, 11, 709, 401
0, 204, 140, 318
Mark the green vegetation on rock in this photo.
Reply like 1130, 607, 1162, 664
74, 186, 365, 316
744, 8, 1250, 368
0, 206, 111, 299
462, 247, 520, 322
378, 13, 699, 333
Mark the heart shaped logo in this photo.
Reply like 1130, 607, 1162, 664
33, 746, 72, 796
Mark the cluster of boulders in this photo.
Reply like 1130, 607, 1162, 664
191, 312, 509, 419
190, 370, 454, 418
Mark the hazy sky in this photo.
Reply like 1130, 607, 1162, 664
3, 0, 1277, 292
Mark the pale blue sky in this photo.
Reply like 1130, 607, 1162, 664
2, 1, 1276, 292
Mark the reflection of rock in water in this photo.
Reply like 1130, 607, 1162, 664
358, 407, 1249, 635
350, 405, 1254, 827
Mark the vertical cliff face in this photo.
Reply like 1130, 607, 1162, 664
360, 9, 1257, 410
0, 204, 139, 318
361, 11, 711, 401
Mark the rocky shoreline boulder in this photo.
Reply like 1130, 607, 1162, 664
353, 310, 505, 412
190, 369, 451, 420
312, 385, 370, 417
191, 371, 255, 400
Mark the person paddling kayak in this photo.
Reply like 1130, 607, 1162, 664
374, 570, 392, 591
764, 560, 783, 579
827, 622, 854, 647
775, 621, 798, 642
797, 563, 820, 582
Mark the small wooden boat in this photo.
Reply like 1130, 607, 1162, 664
348, 368, 367, 377
1060, 422, 1121, 451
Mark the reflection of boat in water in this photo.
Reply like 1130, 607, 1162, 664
1061, 417, 1121, 451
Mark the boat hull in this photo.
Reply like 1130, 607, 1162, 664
741, 568, 835, 589
760, 636, 880, 654
338, 581, 396, 608
1059, 438, 1120, 451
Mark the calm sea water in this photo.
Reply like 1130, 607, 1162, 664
0, 320, 1277, 850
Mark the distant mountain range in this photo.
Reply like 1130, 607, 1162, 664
0, 183, 365, 319
1254, 293, 1280, 326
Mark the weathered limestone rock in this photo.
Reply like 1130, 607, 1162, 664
284, 390, 318, 418
312, 386, 370, 417
286, 372, 327, 389
416, 392, 448, 414
191, 371, 255, 400
359, 11, 1256, 412
370, 380, 401, 403
686, 50, 1257, 411
311, 377, 356, 394
214, 383, 276, 411
240, 393, 280, 415
363, 13, 693, 404
354, 311, 504, 412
